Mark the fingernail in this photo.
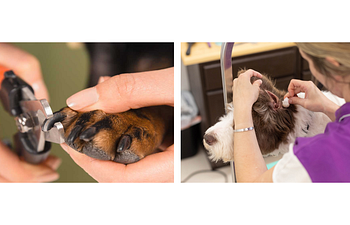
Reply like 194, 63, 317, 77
66, 87, 99, 110
98, 76, 108, 84
52, 158, 62, 170
32, 80, 50, 101
31, 80, 41, 92
289, 98, 293, 104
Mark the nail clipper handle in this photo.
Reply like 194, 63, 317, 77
0, 69, 51, 164
14, 133, 51, 164
1, 71, 35, 116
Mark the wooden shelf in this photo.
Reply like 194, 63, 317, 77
181, 42, 296, 66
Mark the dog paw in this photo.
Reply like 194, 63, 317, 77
47, 106, 170, 164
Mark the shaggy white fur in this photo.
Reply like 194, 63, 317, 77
203, 92, 345, 163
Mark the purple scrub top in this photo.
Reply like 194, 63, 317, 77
293, 103, 350, 182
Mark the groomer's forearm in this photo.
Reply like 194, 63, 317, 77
234, 107, 267, 182
324, 102, 339, 122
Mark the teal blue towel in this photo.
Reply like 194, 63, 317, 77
266, 161, 279, 169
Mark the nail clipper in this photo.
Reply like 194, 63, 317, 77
0, 70, 65, 164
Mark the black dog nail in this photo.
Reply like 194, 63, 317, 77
117, 135, 132, 152
42, 112, 66, 132
67, 125, 83, 145
79, 127, 97, 142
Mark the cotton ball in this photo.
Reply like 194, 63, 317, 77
282, 97, 290, 108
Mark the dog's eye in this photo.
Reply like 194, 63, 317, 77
117, 135, 132, 152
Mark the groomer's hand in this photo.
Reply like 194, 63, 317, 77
0, 43, 49, 100
0, 44, 59, 183
232, 69, 263, 109
232, 69, 263, 129
0, 142, 61, 182
61, 68, 174, 182
284, 79, 339, 121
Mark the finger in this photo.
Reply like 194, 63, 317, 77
60, 143, 174, 183
252, 79, 262, 88
0, 44, 49, 100
232, 78, 237, 91
42, 155, 62, 171
232, 78, 236, 101
20, 168, 60, 182
0, 141, 59, 182
130, 145, 174, 183
288, 96, 306, 107
60, 143, 127, 182
18, 160, 60, 182
0, 175, 10, 183
238, 69, 263, 79
34, 171, 59, 183
0, 141, 22, 179
66, 67, 174, 113
284, 92, 291, 99
19, 165, 60, 183
287, 79, 309, 97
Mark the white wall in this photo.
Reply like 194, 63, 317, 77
181, 60, 190, 91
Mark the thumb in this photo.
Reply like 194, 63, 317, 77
252, 79, 262, 88
66, 68, 174, 113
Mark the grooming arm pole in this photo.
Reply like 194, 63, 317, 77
220, 42, 236, 183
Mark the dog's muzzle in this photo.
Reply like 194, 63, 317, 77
203, 134, 217, 146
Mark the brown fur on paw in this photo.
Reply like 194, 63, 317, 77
52, 106, 173, 164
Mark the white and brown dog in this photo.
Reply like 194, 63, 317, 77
203, 70, 345, 162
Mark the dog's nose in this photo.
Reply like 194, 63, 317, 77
204, 134, 217, 146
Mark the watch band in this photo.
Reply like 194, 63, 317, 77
233, 126, 254, 133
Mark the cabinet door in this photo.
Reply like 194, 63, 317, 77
202, 62, 222, 91
202, 47, 299, 92
206, 90, 226, 125
231, 47, 298, 79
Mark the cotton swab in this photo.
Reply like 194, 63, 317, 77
282, 97, 290, 108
